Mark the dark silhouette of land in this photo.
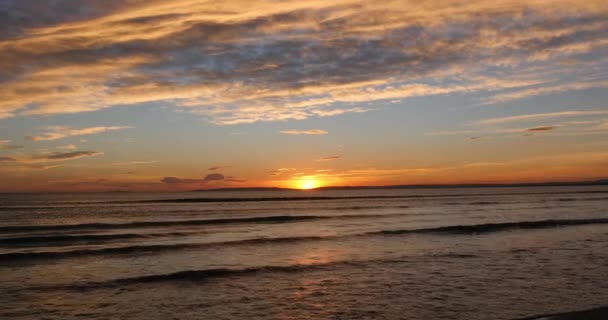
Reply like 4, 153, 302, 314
190, 179, 608, 192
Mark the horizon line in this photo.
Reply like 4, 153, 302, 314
2, 178, 607, 194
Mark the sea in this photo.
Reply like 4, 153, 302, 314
1, 186, 608, 320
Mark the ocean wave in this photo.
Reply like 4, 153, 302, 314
375, 218, 608, 235
26, 254, 480, 291
0, 213, 407, 234
0, 236, 330, 262
0, 231, 205, 247
2, 218, 607, 263
0, 233, 147, 246
552, 197, 608, 202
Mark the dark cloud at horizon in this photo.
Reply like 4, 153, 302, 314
203, 173, 224, 182
161, 173, 246, 184
160, 177, 186, 184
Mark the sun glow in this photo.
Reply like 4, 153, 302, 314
298, 179, 320, 190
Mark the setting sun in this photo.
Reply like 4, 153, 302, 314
299, 179, 320, 190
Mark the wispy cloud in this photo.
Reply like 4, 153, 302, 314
526, 126, 556, 132
486, 81, 608, 104
209, 165, 230, 171
475, 110, 608, 125
280, 129, 328, 135
316, 156, 341, 162
430, 109, 608, 139
112, 160, 156, 166
269, 168, 296, 176
32, 151, 101, 161
27, 126, 131, 141
0, 140, 24, 150
0, 150, 102, 171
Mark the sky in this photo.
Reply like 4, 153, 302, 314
0, 0, 607, 192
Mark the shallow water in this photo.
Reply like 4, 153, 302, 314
1, 186, 608, 319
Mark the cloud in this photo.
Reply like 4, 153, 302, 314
0, 0, 606, 123
316, 156, 341, 161
486, 81, 608, 104
0, 140, 24, 150
33, 151, 101, 161
203, 173, 224, 182
112, 160, 156, 166
27, 126, 132, 141
595, 121, 608, 130
0, 150, 100, 171
526, 126, 556, 132
430, 109, 608, 138
269, 168, 296, 176
161, 173, 231, 184
476, 110, 608, 125
161, 177, 196, 184
22, 164, 63, 170
280, 129, 328, 135
209, 165, 230, 171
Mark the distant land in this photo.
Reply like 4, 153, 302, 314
190, 179, 608, 192
4, 180, 607, 194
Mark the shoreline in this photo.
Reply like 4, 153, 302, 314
518, 306, 608, 319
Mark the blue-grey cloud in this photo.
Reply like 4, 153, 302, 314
316, 156, 341, 162
33, 151, 101, 161
526, 126, 556, 132
209, 166, 230, 171
0, 1, 606, 122
161, 173, 228, 184
161, 177, 191, 184
203, 173, 224, 182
